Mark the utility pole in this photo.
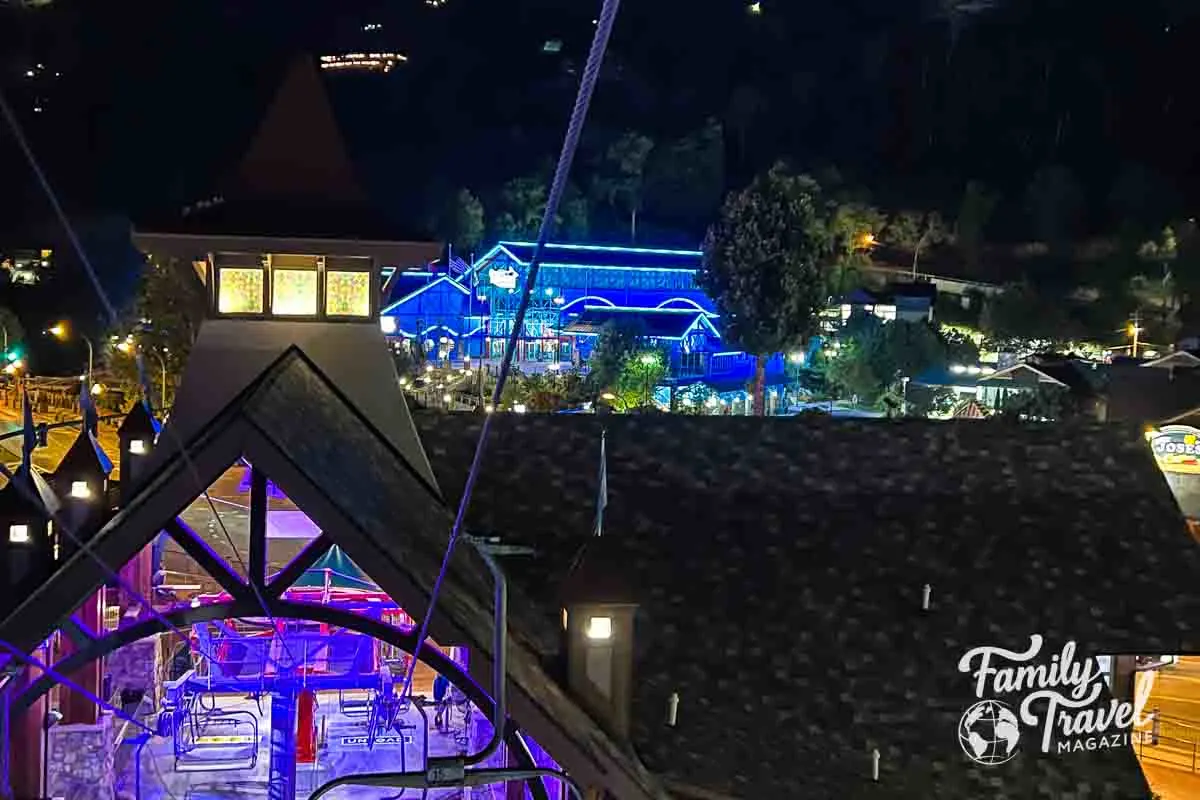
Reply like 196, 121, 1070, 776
1130, 311, 1143, 360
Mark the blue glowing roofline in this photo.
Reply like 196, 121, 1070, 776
577, 304, 719, 317
499, 240, 702, 257
380, 274, 469, 315
474, 242, 701, 272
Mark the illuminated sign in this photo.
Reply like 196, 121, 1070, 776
341, 734, 412, 747
1149, 425, 1200, 469
488, 268, 519, 290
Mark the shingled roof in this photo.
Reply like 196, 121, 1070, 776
413, 413, 1200, 799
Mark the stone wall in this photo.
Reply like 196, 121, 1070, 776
47, 713, 114, 800
105, 639, 159, 706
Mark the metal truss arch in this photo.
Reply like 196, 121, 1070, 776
11, 598, 550, 800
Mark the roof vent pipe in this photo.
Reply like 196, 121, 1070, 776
921, 583, 931, 611
872, 748, 880, 782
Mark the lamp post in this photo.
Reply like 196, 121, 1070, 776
48, 322, 93, 388
639, 353, 657, 408
117, 340, 169, 407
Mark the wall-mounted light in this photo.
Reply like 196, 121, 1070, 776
8, 524, 30, 544
380, 316, 398, 334
69, 481, 91, 499
585, 616, 613, 641
129, 439, 147, 455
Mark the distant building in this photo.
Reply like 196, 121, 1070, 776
0, 248, 52, 285
831, 282, 937, 326
379, 241, 789, 394
318, 52, 406, 74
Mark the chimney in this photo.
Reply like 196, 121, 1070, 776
561, 538, 639, 739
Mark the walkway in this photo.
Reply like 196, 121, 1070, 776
1136, 658, 1200, 798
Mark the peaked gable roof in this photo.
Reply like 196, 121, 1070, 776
479, 242, 703, 271
0, 343, 664, 800
412, 413, 1200, 798
230, 55, 367, 207
54, 429, 113, 480
381, 274, 471, 314
564, 307, 720, 339
162, 318, 440, 498
142, 56, 429, 242
979, 362, 1070, 388
1142, 350, 1200, 369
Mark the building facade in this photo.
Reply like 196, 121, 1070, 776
379, 241, 788, 394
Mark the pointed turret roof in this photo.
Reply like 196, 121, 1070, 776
228, 55, 367, 207
145, 55, 418, 241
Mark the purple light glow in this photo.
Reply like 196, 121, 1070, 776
266, 509, 321, 540
521, 731, 566, 798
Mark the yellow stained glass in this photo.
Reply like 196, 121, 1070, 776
218, 268, 264, 314
272, 269, 318, 316
326, 271, 371, 317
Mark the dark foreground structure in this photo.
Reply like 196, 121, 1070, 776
1, 236, 1199, 799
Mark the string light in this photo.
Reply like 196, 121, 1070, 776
326, 271, 371, 317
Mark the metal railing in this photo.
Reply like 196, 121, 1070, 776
1135, 713, 1200, 774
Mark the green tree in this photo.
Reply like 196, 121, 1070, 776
823, 315, 947, 409
954, 181, 998, 271
591, 131, 654, 242
979, 281, 1079, 351
1001, 384, 1081, 421
699, 164, 833, 415
1024, 165, 1084, 250
559, 185, 591, 241
886, 210, 948, 277
449, 188, 485, 254
644, 119, 725, 230
616, 348, 667, 409
105, 255, 206, 405
827, 200, 887, 296
0, 306, 24, 358
493, 175, 548, 239
585, 319, 645, 396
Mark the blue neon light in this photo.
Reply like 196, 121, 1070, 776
559, 295, 617, 311
474, 243, 699, 273
541, 262, 697, 273
656, 297, 711, 312
575, 304, 720, 318
499, 241, 702, 257
380, 275, 469, 314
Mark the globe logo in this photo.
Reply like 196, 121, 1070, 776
958, 699, 1021, 766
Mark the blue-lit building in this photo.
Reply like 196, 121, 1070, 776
379, 241, 787, 391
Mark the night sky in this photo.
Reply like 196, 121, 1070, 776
1, 0, 1198, 356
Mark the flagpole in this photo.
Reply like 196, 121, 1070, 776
594, 428, 607, 537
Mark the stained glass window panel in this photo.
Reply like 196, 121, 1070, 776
325, 271, 371, 317
272, 269, 318, 316
217, 268, 265, 314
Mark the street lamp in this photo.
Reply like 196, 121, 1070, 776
638, 353, 657, 408
48, 321, 93, 388
117, 340, 169, 407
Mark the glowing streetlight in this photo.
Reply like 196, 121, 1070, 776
47, 321, 93, 386
90, 383, 104, 396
